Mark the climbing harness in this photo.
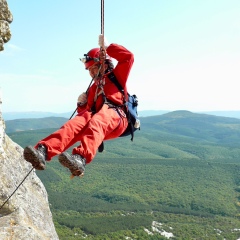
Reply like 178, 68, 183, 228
107, 72, 140, 140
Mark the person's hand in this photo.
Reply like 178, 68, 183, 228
98, 34, 109, 49
77, 92, 87, 106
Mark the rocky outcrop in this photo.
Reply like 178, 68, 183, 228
0, 2, 58, 238
0, 0, 13, 51
0, 75, 58, 239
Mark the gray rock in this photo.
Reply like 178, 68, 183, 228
0, 90, 58, 239
0, 0, 13, 51
0, 2, 59, 238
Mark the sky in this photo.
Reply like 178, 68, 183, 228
1, 0, 240, 113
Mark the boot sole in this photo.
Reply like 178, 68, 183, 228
23, 146, 46, 170
58, 153, 84, 176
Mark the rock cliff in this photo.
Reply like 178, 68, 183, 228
0, 1, 59, 239
0, 92, 59, 240
0, 0, 12, 51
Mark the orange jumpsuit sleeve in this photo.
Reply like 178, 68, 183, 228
106, 43, 134, 91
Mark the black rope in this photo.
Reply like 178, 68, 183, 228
0, 167, 34, 210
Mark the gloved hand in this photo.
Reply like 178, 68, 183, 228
77, 92, 87, 106
98, 34, 109, 49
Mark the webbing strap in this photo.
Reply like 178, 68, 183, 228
107, 73, 135, 140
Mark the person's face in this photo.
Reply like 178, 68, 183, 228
88, 63, 100, 78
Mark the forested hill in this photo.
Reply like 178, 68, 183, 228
6, 110, 240, 239
6, 110, 240, 136
6, 110, 240, 161
5, 116, 67, 133
140, 110, 240, 146
3, 109, 240, 120
102, 110, 240, 161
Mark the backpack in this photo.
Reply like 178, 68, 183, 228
97, 72, 140, 153
108, 72, 140, 141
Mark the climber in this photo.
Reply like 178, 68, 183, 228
23, 34, 134, 177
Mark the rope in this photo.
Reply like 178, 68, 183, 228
0, 167, 34, 210
100, 0, 106, 76
101, 0, 104, 35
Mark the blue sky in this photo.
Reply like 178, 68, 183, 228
1, 0, 240, 113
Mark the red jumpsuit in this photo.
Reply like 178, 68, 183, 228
36, 43, 134, 164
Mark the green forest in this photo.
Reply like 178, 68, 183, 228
6, 110, 240, 239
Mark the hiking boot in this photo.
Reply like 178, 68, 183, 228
58, 152, 86, 177
23, 144, 47, 170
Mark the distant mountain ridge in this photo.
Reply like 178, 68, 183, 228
5, 116, 67, 133
2, 111, 74, 120
198, 110, 240, 119
6, 110, 240, 158
6, 110, 240, 137
3, 109, 240, 120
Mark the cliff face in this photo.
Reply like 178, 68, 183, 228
0, 0, 12, 51
0, 96, 59, 240
0, 1, 59, 239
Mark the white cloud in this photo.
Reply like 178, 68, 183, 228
7, 44, 25, 51
0, 43, 25, 56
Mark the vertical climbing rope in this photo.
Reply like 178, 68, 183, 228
101, 0, 104, 36
100, 0, 106, 76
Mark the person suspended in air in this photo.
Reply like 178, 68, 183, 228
23, 35, 134, 177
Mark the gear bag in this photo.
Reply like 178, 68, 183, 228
108, 72, 140, 141
98, 72, 140, 153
